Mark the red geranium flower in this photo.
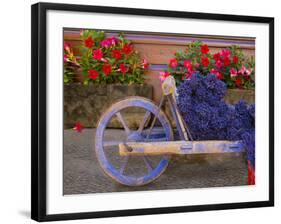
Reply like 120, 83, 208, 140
223, 57, 231, 66
169, 58, 178, 68
235, 77, 242, 87
221, 49, 230, 58
183, 60, 192, 69
119, 63, 127, 74
142, 59, 149, 70
93, 49, 103, 61
102, 64, 112, 76
84, 37, 94, 48
233, 55, 239, 64
211, 69, 223, 80
213, 52, 221, 61
112, 50, 122, 60
122, 44, 133, 55
201, 44, 209, 54
248, 161, 255, 185
88, 69, 99, 80
230, 68, 238, 78
201, 56, 209, 67
73, 122, 83, 133
216, 72, 224, 80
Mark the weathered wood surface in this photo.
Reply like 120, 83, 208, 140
119, 140, 244, 156
64, 30, 256, 61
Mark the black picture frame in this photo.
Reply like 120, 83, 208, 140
31, 2, 274, 222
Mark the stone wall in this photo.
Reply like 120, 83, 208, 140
64, 84, 153, 128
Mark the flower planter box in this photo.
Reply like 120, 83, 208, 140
64, 84, 153, 129
224, 89, 255, 104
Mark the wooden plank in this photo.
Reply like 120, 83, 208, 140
119, 140, 244, 156
64, 28, 255, 65
64, 40, 255, 64
136, 43, 254, 64
63, 29, 255, 48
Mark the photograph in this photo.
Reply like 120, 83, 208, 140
63, 28, 256, 194
31, 2, 274, 221
0, 0, 279, 223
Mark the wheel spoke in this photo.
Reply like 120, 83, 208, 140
119, 156, 129, 174
145, 115, 157, 140
143, 156, 153, 172
103, 140, 123, 147
116, 112, 130, 135
137, 111, 151, 134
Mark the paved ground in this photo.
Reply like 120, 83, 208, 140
63, 128, 247, 195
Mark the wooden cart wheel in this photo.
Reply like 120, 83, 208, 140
95, 96, 173, 186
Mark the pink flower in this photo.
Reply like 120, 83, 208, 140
239, 65, 252, 76
169, 58, 178, 68
101, 58, 108, 63
101, 39, 111, 48
110, 37, 118, 45
230, 68, 237, 77
64, 54, 68, 62
239, 65, 246, 74
221, 49, 230, 58
215, 60, 223, 69
64, 42, 70, 52
184, 72, 194, 80
159, 71, 170, 82
93, 49, 103, 61
246, 68, 253, 76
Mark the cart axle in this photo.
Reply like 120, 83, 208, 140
119, 140, 244, 156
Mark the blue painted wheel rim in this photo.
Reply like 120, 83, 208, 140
95, 97, 173, 186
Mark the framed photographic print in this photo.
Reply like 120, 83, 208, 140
31, 2, 274, 222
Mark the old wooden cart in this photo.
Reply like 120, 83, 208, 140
95, 76, 244, 186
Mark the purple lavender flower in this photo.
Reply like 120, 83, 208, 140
177, 73, 255, 168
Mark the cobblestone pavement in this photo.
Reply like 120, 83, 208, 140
63, 129, 248, 195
